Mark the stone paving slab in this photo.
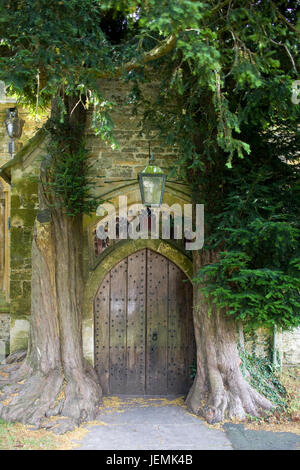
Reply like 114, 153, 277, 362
75, 397, 300, 451
77, 423, 233, 450
75, 397, 232, 450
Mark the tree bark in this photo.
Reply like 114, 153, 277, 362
185, 250, 273, 423
0, 101, 102, 431
0, 183, 102, 429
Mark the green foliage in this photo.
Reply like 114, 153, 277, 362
190, 360, 197, 380
91, 99, 120, 150
125, 2, 300, 332
129, 1, 299, 172
193, 162, 300, 330
239, 349, 287, 408
44, 119, 101, 217
0, 0, 112, 109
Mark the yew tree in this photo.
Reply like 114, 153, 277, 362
0, 0, 299, 429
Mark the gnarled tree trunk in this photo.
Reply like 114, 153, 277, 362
0, 100, 102, 432
0, 185, 102, 431
185, 250, 273, 423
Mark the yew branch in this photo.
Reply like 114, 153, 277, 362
95, 33, 177, 78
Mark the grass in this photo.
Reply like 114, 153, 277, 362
0, 419, 87, 450
280, 367, 300, 419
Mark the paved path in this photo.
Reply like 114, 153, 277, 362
223, 423, 300, 451
75, 397, 300, 450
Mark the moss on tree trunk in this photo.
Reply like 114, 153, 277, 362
0, 183, 102, 431
0, 98, 102, 432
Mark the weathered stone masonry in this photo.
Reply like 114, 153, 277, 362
0, 95, 44, 356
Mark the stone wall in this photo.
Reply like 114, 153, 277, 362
0, 313, 9, 361
85, 79, 178, 199
277, 327, 300, 366
0, 93, 44, 353
9, 164, 39, 351
244, 328, 272, 360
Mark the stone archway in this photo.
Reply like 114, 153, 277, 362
82, 239, 194, 372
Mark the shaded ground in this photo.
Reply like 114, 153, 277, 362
224, 423, 300, 451
74, 396, 300, 450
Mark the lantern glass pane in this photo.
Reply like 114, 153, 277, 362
140, 174, 165, 206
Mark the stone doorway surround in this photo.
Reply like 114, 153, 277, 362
82, 238, 193, 366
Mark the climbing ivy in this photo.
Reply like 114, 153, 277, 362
44, 118, 101, 217
190, 350, 288, 409
239, 348, 287, 409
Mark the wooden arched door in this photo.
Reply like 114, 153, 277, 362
94, 249, 195, 395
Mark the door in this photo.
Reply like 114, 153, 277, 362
94, 249, 195, 395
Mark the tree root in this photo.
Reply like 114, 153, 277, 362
188, 250, 275, 425
186, 371, 273, 424
0, 358, 102, 432
1, 349, 27, 365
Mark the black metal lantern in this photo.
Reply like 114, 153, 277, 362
138, 144, 166, 207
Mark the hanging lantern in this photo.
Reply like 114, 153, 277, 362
4, 108, 24, 157
5, 108, 24, 139
138, 143, 166, 207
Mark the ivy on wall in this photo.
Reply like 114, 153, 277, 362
44, 118, 102, 217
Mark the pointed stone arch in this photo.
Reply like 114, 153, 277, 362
82, 238, 193, 364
